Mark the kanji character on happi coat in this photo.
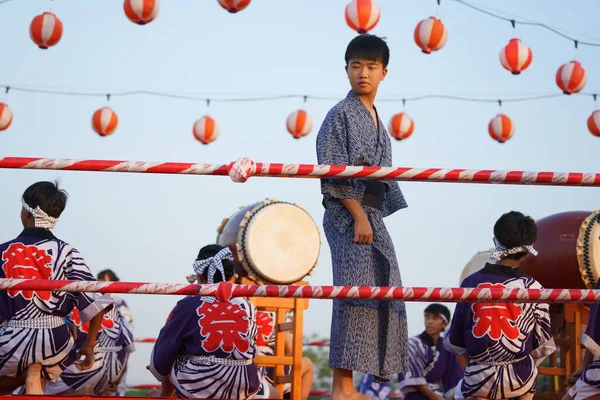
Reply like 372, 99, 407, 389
148, 244, 262, 399
0, 181, 114, 395
43, 297, 135, 396
563, 278, 600, 400
253, 310, 315, 400
444, 211, 556, 400
358, 304, 462, 400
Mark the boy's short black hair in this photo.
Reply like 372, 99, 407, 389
22, 180, 68, 218
424, 303, 451, 322
345, 34, 390, 68
97, 269, 120, 281
493, 211, 537, 260
196, 244, 235, 283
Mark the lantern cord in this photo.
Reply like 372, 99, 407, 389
452, 0, 600, 47
1, 84, 598, 105
0, 0, 16, 4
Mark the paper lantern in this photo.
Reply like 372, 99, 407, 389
286, 110, 312, 139
193, 116, 219, 144
500, 38, 533, 75
345, 0, 380, 34
488, 114, 514, 143
414, 17, 447, 54
124, 0, 159, 25
588, 110, 600, 137
92, 107, 118, 137
0, 103, 13, 131
556, 61, 587, 95
388, 113, 414, 141
217, 0, 251, 13
30, 12, 63, 49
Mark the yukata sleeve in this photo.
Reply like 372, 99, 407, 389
316, 109, 362, 201
529, 282, 556, 364
64, 247, 114, 323
398, 338, 428, 389
582, 282, 600, 360
148, 301, 189, 381
116, 311, 136, 354
443, 303, 469, 356
442, 353, 463, 399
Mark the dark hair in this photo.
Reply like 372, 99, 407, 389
424, 303, 451, 322
493, 211, 537, 260
345, 34, 390, 68
97, 269, 120, 281
196, 244, 235, 283
22, 180, 68, 218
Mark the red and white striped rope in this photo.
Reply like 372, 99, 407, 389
1, 156, 599, 186
1, 278, 600, 304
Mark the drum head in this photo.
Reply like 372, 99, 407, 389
459, 250, 492, 285
577, 210, 600, 289
240, 202, 320, 284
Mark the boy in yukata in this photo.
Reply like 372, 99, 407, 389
0, 181, 114, 394
444, 211, 556, 400
359, 304, 462, 400
316, 33, 409, 400
563, 278, 600, 400
149, 244, 262, 399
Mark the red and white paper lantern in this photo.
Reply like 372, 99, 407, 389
92, 107, 118, 137
414, 17, 447, 54
488, 114, 514, 143
588, 110, 600, 137
193, 116, 219, 144
388, 113, 414, 141
0, 103, 13, 131
217, 0, 251, 13
499, 38, 533, 75
286, 110, 313, 139
30, 12, 63, 49
345, 0, 380, 34
556, 61, 587, 95
124, 0, 159, 25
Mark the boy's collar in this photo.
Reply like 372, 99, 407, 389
17, 228, 57, 240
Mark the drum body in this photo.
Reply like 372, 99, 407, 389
521, 210, 600, 289
459, 250, 492, 285
216, 199, 321, 285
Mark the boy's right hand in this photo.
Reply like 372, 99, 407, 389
76, 345, 95, 370
353, 215, 373, 244
568, 367, 585, 385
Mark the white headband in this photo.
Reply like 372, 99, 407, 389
489, 237, 538, 262
21, 198, 58, 229
191, 247, 234, 303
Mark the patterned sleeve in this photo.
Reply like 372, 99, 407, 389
64, 246, 114, 323
116, 308, 136, 354
582, 281, 600, 359
316, 108, 361, 201
398, 337, 428, 389
442, 352, 463, 398
530, 302, 556, 364
148, 300, 189, 381
443, 302, 468, 356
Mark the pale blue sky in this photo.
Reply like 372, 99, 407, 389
1, 0, 599, 386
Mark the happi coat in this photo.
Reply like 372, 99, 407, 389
149, 296, 262, 399
316, 90, 409, 378
444, 263, 556, 399
0, 228, 113, 381
44, 301, 135, 395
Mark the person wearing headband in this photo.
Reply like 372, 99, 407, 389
444, 211, 556, 400
148, 244, 263, 399
358, 304, 462, 400
0, 181, 114, 394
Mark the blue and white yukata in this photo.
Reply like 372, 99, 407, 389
567, 279, 600, 400
43, 300, 135, 395
0, 228, 113, 383
149, 296, 262, 399
444, 263, 556, 399
359, 332, 462, 400
111, 293, 133, 396
316, 90, 409, 379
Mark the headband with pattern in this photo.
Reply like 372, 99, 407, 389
21, 198, 58, 229
489, 237, 538, 262
191, 247, 234, 303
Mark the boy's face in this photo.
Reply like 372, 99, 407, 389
345, 58, 387, 96
424, 312, 447, 336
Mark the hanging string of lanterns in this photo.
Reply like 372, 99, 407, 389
8, 0, 599, 144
